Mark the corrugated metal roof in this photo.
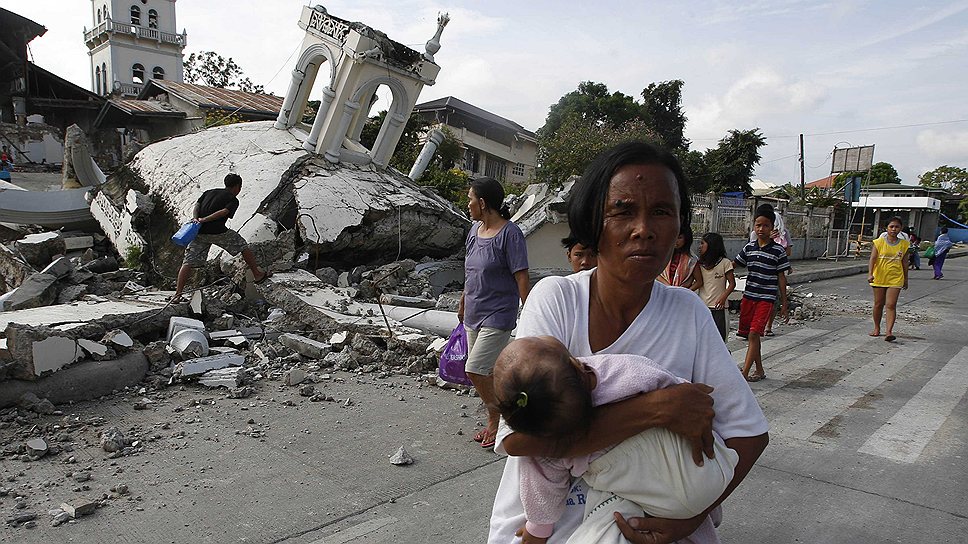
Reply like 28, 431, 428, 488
143, 80, 283, 114
414, 96, 537, 139
110, 98, 184, 116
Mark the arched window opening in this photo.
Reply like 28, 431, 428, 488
132, 64, 145, 84
104, 6, 109, 21
97, 10, 102, 24
152, 67, 165, 80
130, 6, 141, 26
358, 84, 393, 150
102, 62, 107, 93
148, 9, 158, 28
95, 67, 102, 95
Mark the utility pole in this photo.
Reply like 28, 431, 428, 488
799, 133, 805, 199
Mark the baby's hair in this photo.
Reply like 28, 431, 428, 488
492, 338, 594, 454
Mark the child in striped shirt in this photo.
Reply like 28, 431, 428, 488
734, 206, 790, 382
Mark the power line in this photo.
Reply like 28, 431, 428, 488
691, 118, 968, 142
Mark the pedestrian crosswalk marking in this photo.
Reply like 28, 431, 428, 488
769, 342, 930, 440
858, 346, 968, 463
746, 332, 877, 396
730, 327, 829, 365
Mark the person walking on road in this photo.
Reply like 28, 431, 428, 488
868, 216, 909, 342
172, 173, 268, 301
931, 227, 953, 280
734, 206, 790, 382
459, 176, 530, 450
691, 232, 736, 342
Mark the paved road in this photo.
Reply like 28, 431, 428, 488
3, 258, 966, 543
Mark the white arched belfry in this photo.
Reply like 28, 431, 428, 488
275, 5, 449, 166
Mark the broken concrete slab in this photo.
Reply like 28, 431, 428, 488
197, 366, 244, 388
0, 298, 183, 338
13, 232, 66, 269
279, 333, 331, 359
1, 272, 58, 311
40, 256, 74, 279
124, 121, 467, 270
263, 270, 459, 337
77, 339, 109, 358
0, 244, 35, 291
103, 330, 134, 349
0, 351, 148, 408
56, 284, 88, 304
63, 235, 94, 251
174, 353, 244, 378
167, 316, 206, 342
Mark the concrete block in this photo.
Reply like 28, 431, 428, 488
32, 336, 82, 375
0, 244, 36, 290
284, 367, 306, 386
2, 273, 58, 311
56, 284, 88, 304
189, 290, 204, 315
60, 498, 97, 518
175, 353, 244, 377
14, 232, 65, 269
103, 330, 134, 348
39, 256, 74, 279
167, 316, 206, 342
197, 366, 244, 388
77, 339, 108, 357
279, 333, 331, 359
63, 236, 94, 251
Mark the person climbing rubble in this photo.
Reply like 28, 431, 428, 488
171, 173, 269, 301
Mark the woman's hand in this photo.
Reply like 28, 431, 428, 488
903, 279, 909, 290
652, 383, 715, 465
613, 512, 705, 544
867, 274, 875, 283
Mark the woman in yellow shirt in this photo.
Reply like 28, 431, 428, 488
868, 216, 909, 342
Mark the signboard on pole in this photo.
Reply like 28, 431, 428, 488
843, 176, 862, 202
831, 145, 875, 174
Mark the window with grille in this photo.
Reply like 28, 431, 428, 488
132, 64, 145, 84
512, 163, 526, 177
152, 67, 165, 80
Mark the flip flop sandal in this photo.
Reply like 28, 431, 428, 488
885, 335, 897, 342
765, 330, 776, 337
746, 374, 764, 382
480, 430, 497, 449
472, 429, 486, 443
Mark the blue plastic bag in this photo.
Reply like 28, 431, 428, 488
438, 323, 473, 386
171, 221, 201, 247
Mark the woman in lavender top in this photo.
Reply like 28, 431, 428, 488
459, 177, 530, 449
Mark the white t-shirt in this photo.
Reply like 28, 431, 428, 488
697, 258, 734, 308
487, 270, 769, 544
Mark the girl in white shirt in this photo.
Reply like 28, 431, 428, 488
691, 233, 736, 341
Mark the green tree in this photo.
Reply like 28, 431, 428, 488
703, 129, 767, 194
640, 80, 689, 152
535, 114, 658, 186
678, 149, 711, 193
539, 81, 641, 139
183, 51, 265, 93
918, 165, 968, 192
835, 161, 901, 188
360, 111, 432, 172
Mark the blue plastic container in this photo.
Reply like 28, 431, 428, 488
171, 222, 200, 247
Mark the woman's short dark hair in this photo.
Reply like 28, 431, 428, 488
470, 176, 511, 220
887, 216, 903, 226
568, 141, 691, 252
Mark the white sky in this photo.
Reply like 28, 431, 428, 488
7, 0, 968, 185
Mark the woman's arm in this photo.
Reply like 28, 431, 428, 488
902, 249, 910, 289
457, 292, 465, 322
614, 433, 770, 544
868, 244, 879, 283
514, 269, 530, 305
502, 382, 716, 463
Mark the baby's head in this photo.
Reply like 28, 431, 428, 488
492, 336, 595, 447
